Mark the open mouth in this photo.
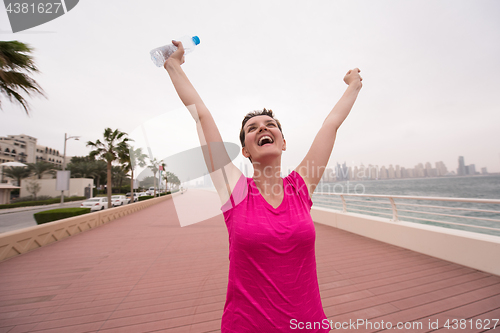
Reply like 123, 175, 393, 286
258, 135, 274, 146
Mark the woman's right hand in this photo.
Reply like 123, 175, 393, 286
164, 40, 185, 68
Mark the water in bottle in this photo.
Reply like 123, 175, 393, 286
150, 35, 200, 67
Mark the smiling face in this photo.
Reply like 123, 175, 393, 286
241, 115, 286, 163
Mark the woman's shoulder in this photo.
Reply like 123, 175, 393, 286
284, 170, 307, 188
284, 170, 312, 208
221, 173, 251, 213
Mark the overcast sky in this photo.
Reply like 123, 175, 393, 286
1, 0, 499, 179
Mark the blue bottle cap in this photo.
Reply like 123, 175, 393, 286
192, 36, 200, 45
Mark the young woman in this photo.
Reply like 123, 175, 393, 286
165, 40, 362, 332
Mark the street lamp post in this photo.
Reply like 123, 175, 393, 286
60, 133, 80, 204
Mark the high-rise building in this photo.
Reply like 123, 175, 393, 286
336, 162, 349, 181
352, 166, 359, 180
365, 164, 373, 179
400, 167, 406, 178
415, 163, 425, 178
358, 164, 367, 180
387, 165, 395, 179
324, 167, 335, 182
436, 161, 448, 176
395, 165, 401, 178
458, 156, 466, 176
379, 166, 388, 179
468, 164, 476, 175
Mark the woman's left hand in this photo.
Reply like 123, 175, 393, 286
344, 68, 363, 87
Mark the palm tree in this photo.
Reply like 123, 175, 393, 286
164, 171, 180, 191
148, 158, 161, 197
87, 128, 130, 208
27, 161, 55, 179
93, 160, 107, 193
111, 165, 129, 193
0, 41, 45, 115
67, 161, 97, 179
3, 166, 31, 187
123, 146, 147, 196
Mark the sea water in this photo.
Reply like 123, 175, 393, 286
313, 175, 500, 236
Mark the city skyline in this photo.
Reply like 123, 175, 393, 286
0, 132, 495, 185
320, 156, 488, 182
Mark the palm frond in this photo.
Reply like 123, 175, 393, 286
0, 41, 45, 115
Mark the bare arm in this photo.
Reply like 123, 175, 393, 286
164, 41, 241, 204
295, 68, 362, 197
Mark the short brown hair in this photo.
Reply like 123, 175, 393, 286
239, 108, 284, 147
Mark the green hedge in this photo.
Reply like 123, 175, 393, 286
34, 208, 91, 225
138, 195, 154, 201
0, 196, 87, 210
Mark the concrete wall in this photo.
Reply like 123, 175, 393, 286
20, 178, 93, 198
311, 206, 500, 277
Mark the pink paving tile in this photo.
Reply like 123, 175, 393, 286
98, 309, 223, 333
408, 294, 500, 333
432, 307, 500, 332
99, 302, 221, 330
161, 319, 221, 332
28, 320, 104, 333
367, 283, 500, 326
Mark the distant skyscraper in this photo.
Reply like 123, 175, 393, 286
436, 161, 448, 176
336, 162, 349, 181
468, 164, 476, 175
425, 162, 434, 177
323, 167, 334, 182
353, 166, 359, 180
458, 156, 466, 176
379, 166, 388, 179
415, 163, 425, 178
368, 165, 378, 179
388, 165, 395, 179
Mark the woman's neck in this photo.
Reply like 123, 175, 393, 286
252, 160, 283, 198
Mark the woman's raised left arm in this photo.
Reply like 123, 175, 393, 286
295, 68, 362, 197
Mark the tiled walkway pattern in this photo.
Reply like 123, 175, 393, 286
0, 190, 499, 332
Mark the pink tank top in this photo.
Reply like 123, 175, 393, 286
221, 171, 329, 332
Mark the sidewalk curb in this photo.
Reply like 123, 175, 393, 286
0, 200, 87, 215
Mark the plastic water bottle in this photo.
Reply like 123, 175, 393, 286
150, 35, 200, 67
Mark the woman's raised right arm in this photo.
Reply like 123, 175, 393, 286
164, 41, 242, 204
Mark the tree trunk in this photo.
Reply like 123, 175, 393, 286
153, 172, 157, 197
107, 161, 112, 208
96, 176, 101, 194
130, 169, 134, 199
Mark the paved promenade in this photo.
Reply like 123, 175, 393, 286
0, 190, 499, 332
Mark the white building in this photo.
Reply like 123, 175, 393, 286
0, 134, 68, 166
0, 134, 74, 184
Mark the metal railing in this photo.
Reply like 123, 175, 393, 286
312, 192, 500, 237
